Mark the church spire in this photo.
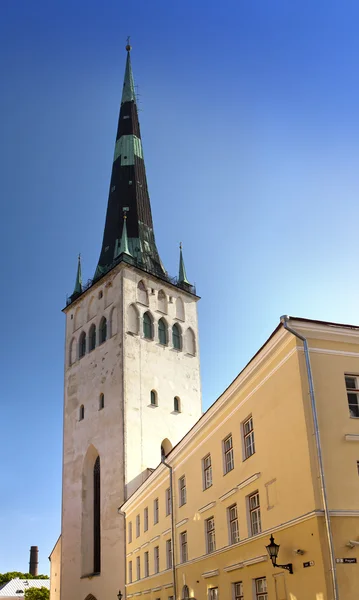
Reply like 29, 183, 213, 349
114, 208, 132, 258
95, 43, 164, 280
73, 254, 83, 296
178, 243, 190, 285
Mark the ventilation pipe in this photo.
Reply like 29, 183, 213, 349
29, 546, 39, 576
280, 316, 339, 600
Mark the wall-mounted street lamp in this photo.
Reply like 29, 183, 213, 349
265, 535, 293, 574
117, 590, 123, 600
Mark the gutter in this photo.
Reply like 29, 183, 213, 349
162, 457, 177, 600
280, 315, 339, 600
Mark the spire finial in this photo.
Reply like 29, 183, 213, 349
73, 253, 83, 296
117, 207, 132, 258
178, 242, 190, 285
126, 36, 132, 52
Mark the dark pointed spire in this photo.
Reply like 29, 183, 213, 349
95, 43, 164, 280
73, 254, 83, 296
114, 208, 132, 259
178, 243, 190, 285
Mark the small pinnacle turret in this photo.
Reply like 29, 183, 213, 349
115, 209, 132, 258
73, 254, 83, 297
178, 243, 190, 285
95, 43, 164, 280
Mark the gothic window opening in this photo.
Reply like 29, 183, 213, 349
79, 405, 84, 421
89, 325, 96, 351
158, 289, 167, 313
143, 312, 153, 339
172, 323, 182, 350
174, 397, 181, 412
99, 317, 107, 344
99, 393, 104, 410
79, 332, 86, 358
93, 456, 101, 573
137, 280, 149, 305
158, 318, 168, 345
150, 390, 158, 406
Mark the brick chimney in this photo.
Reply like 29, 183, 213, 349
29, 546, 38, 576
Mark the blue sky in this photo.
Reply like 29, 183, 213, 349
1, 0, 359, 575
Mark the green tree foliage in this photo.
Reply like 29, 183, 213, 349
0, 572, 49, 586
24, 587, 50, 600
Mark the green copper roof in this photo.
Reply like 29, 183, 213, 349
121, 51, 136, 105
73, 254, 83, 295
114, 215, 132, 259
178, 244, 190, 285
113, 134, 143, 165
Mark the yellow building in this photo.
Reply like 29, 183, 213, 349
121, 316, 359, 600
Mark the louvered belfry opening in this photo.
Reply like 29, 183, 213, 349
93, 456, 101, 573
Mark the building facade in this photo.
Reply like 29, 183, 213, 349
122, 317, 359, 600
59, 46, 202, 600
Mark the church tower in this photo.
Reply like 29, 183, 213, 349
60, 45, 202, 600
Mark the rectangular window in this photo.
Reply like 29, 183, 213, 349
154, 498, 159, 524
180, 531, 188, 563
243, 416, 255, 458
128, 521, 132, 544
136, 555, 140, 580
154, 546, 160, 574
223, 435, 234, 473
144, 551, 149, 577
208, 588, 218, 600
255, 577, 267, 600
206, 516, 216, 553
345, 375, 359, 417
136, 514, 140, 538
166, 487, 171, 516
179, 476, 187, 506
144, 506, 148, 532
249, 492, 261, 536
228, 504, 240, 544
128, 560, 132, 583
233, 582, 243, 600
166, 539, 172, 569
203, 454, 212, 489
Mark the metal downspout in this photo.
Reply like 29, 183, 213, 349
162, 458, 177, 600
280, 316, 339, 600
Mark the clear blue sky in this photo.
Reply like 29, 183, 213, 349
1, 0, 359, 575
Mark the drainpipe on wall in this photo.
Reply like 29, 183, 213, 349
117, 507, 127, 600
280, 315, 339, 600
162, 457, 177, 600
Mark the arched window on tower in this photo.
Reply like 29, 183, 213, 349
143, 312, 153, 340
79, 331, 86, 358
137, 280, 149, 305
184, 327, 196, 356
99, 317, 107, 344
89, 324, 96, 351
93, 456, 101, 573
174, 397, 181, 413
176, 297, 185, 320
127, 303, 139, 334
150, 390, 158, 406
172, 323, 182, 350
158, 318, 168, 345
99, 393, 104, 410
158, 289, 167, 313
79, 405, 85, 421
161, 438, 173, 460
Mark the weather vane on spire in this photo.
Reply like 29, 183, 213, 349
126, 36, 132, 52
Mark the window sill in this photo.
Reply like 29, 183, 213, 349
80, 572, 101, 579
223, 468, 234, 476
148, 404, 158, 408
172, 410, 181, 415
203, 484, 213, 491
242, 452, 256, 462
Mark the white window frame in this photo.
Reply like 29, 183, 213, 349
179, 475, 187, 506
128, 560, 133, 583
128, 521, 132, 544
208, 587, 218, 600
136, 555, 141, 580
206, 516, 216, 553
233, 581, 243, 600
144, 551, 149, 577
166, 487, 171, 516
166, 538, 172, 569
345, 374, 359, 417
136, 514, 140, 538
228, 503, 239, 544
248, 491, 261, 536
154, 545, 160, 574
203, 453, 212, 489
223, 434, 234, 474
154, 498, 159, 524
180, 530, 188, 563
243, 415, 255, 459
255, 577, 267, 600
144, 506, 148, 531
